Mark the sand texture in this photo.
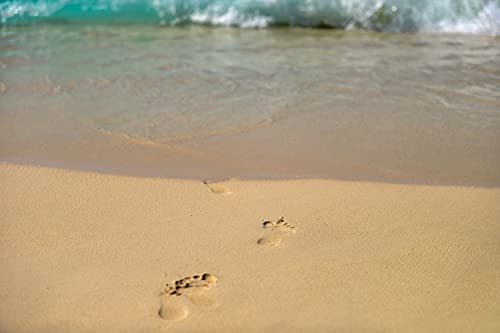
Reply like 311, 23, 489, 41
1, 163, 499, 332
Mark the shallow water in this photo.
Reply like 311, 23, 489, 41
1, 25, 499, 186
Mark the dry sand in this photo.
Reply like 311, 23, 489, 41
1, 163, 499, 332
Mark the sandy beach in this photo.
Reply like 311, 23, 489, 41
1, 163, 499, 332
2, 3, 500, 332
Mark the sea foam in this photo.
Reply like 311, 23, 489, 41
1, 0, 499, 35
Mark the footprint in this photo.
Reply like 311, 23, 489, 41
203, 180, 232, 195
257, 217, 297, 246
159, 273, 218, 321
159, 297, 188, 321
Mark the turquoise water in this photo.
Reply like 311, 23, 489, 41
1, 0, 500, 34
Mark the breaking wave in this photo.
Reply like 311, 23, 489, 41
1, 0, 499, 35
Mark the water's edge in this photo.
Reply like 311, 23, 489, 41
1, 26, 499, 188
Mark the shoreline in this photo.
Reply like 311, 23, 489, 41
1, 163, 499, 332
2, 28, 499, 190
3, 159, 500, 189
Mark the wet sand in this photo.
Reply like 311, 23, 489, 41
1, 27, 500, 186
1, 163, 499, 332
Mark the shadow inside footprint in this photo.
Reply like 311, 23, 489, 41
203, 180, 232, 195
159, 273, 218, 321
257, 217, 297, 247
159, 297, 188, 321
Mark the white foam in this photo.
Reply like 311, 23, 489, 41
1, 0, 499, 35
191, 5, 272, 28
430, 1, 500, 35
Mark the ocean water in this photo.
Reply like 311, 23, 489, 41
1, 0, 500, 34
0, 5, 499, 185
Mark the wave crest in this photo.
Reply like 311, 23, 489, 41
1, 0, 499, 35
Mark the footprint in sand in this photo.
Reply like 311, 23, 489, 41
203, 180, 232, 196
159, 273, 218, 321
257, 217, 297, 246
